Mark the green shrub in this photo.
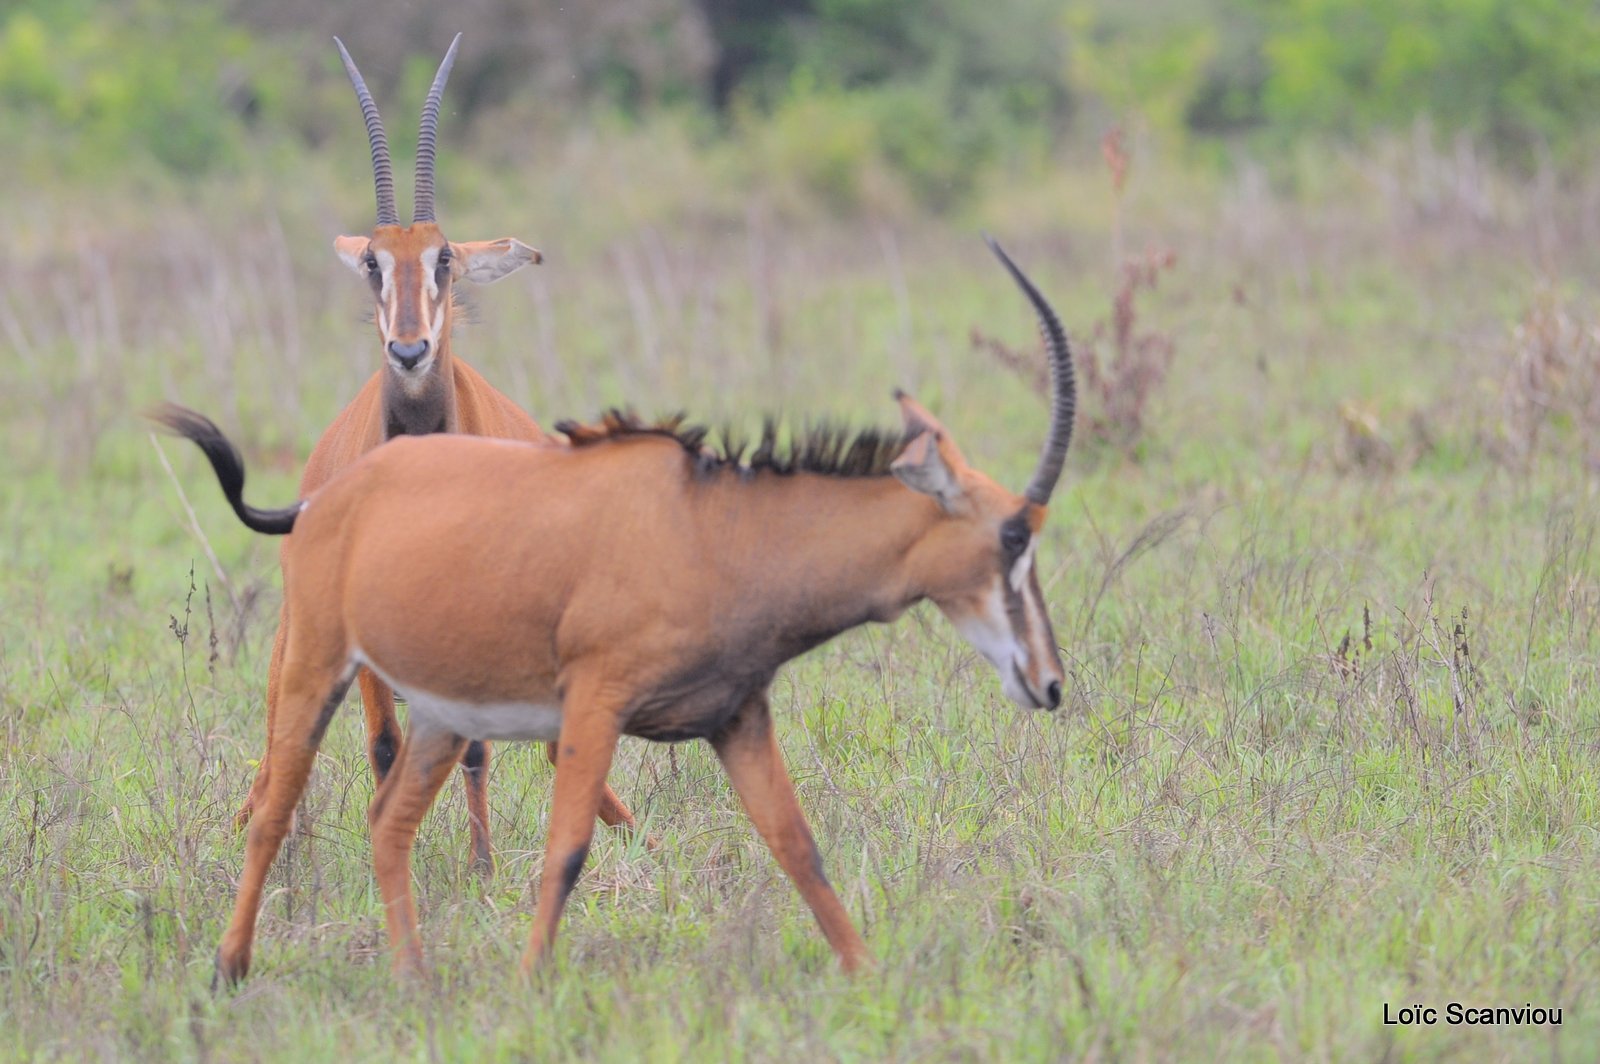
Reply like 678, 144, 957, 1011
744, 80, 889, 211
1260, 0, 1600, 156
1067, 1, 1222, 142
0, 1, 298, 176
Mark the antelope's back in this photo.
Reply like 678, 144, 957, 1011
283, 432, 701, 698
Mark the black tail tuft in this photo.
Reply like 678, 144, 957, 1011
146, 403, 303, 536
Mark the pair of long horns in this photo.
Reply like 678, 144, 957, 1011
986, 236, 1077, 505
334, 33, 461, 227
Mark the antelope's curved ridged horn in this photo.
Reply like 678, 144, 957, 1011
412, 33, 462, 224
334, 36, 399, 228
986, 235, 1077, 505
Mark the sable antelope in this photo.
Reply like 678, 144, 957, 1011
156, 238, 1074, 984
238, 34, 640, 871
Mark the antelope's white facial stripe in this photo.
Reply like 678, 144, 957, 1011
375, 248, 396, 302
419, 246, 442, 300
421, 247, 446, 350
1008, 536, 1055, 667
1009, 537, 1039, 593
1018, 563, 1056, 678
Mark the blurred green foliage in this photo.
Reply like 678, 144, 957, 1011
1259, 0, 1600, 152
716, 0, 1066, 208
1067, 1, 1221, 140
0, 0, 301, 176
3, 0, 1598, 202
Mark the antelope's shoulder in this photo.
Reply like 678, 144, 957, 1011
300, 373, 388, 492
452, 359, 546, 442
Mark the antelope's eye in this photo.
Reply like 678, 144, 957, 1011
1000, 523, 1029, 555
363, 254, 379, 274
436, 248, 452, 270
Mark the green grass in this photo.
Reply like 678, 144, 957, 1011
3, 142, 1599, 1061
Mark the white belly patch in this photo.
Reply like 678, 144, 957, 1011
355, 652, 562, 742
402, 690, 563, 742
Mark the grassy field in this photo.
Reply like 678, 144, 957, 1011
3, 139, 1599, 1061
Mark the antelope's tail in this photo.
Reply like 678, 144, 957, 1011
147, 404, 303, 536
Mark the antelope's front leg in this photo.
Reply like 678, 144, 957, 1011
358, 668, 403, 783
367, 721, 469, 977
522, 681, 623, 973
712, 692, 872, 973
234, 602, 291, 830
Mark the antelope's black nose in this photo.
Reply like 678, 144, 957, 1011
1045, 680, 1062, 710
388, 339, 430, 370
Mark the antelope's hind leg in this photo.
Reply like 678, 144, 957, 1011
372, 674, 494, 877
711, 692, 871, 973
461, 740, 494, 876
363, 668, 491, 877
215, 657, 355, 988
368, 720, 469, 977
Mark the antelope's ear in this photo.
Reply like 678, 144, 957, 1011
892, 388, 950, 438
333, 235, 370, 275
451, 238, 542, 284
891, 429, 963, 506
892, 388, 969, 475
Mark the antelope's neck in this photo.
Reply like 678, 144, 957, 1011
381, 340, 457, 438
709, 473, 941, 657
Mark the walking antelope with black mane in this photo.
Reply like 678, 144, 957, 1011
238, 34, 641, 871
154, 238, 1075, 984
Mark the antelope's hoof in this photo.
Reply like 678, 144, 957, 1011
611, 816, 660, 852
520, 936, 555, 978
212, 945, 250, 991
391, 949, 431, 984
839, 950, 877, 976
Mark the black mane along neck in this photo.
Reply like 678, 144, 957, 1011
556, 409, 909, 481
